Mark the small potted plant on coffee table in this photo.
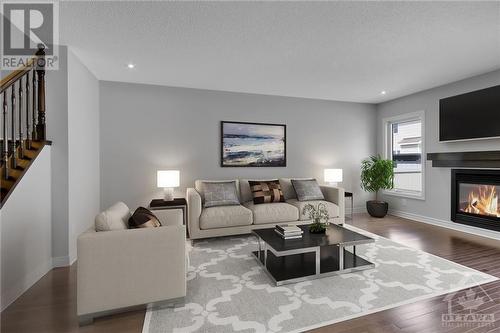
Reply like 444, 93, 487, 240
303, 202, 330, 233
360, 155, 394, 218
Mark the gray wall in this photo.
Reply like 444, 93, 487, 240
100, 82, 377, 211
45, 46, 101, 265
377, 69, 500, 237
67, 50, 100, 262
46, 46, 69, 265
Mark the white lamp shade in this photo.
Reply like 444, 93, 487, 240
157, 170, 180, 188
324, 169, 343, 183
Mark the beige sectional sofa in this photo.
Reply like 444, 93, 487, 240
187, 178, 345, 239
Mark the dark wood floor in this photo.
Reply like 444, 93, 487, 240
2, 213, 499, 333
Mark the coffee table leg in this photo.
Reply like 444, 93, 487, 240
315, 248, 320, 275
264, 243, 268, 268
257, 237, 262, 260
339, 245, 344, 270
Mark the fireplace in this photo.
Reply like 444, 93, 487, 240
451, 169, 500, 232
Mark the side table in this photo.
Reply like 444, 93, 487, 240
149, 198, 187, 233
345, 191, 353, 221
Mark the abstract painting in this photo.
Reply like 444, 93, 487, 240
221, 121, 286, 167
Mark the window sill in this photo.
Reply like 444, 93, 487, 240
382, 190, 425, 201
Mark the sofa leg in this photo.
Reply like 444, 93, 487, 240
78, 315, 94, 326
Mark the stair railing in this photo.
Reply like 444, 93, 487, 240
0, 44, 46, 180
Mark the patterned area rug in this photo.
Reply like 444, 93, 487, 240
143, 226, 497, 333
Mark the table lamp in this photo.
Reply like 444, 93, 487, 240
157, 170, 179, 201
324, 168, 343, 187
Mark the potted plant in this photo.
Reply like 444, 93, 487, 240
360, 155, 394, 218
303, 202, 330, 233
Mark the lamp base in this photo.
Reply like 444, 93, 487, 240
163, 188, 174, 201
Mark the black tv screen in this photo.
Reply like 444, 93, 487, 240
439, 85, 500, 142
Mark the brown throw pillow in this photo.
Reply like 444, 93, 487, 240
128, 207, 162, 228
249, 180, 285, 204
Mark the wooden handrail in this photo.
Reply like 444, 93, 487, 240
1, 44, 46, 93
0, 58, 34, 93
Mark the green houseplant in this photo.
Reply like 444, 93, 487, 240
303, 202, 330, 233
360, 155, 394, 218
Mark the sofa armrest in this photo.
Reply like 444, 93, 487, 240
77, 225, 186, 316
320, 185, 345, 220
186, 188, 202, 238
153, 208, 183, 226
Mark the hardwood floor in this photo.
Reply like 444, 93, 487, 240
2, 213, 499, 333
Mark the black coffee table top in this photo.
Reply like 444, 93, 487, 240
253, 224, 374, 252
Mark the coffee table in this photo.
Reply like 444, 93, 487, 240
252, 224, 375, 285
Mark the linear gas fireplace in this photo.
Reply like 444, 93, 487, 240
451, 169, 500, 232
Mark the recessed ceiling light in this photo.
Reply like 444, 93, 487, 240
380, 90, 387, 95
127, 63, 135, 69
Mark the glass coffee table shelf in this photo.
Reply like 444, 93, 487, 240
252, 224, 375, 286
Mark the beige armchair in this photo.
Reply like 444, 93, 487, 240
77, 206, 186, 325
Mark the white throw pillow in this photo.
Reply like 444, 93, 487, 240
95, 202, 131, 231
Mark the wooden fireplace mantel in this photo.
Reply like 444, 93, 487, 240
427, 151, 500, 168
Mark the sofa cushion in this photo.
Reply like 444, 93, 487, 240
287, 199, 340, 221
95, 202, 130, 231
195, 179, 241, 203
243, 201, 299, 225
200, 205, 253, 230
291, 179, 325, 201
248, 180, 285, 204
201, 181, 240, 208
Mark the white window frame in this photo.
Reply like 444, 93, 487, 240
382, 110, 425, 200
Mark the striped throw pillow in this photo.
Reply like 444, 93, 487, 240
249, 180, 285, 204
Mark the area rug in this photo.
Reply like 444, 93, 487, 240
143, 226, 497, 333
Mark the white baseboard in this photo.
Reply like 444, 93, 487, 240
1, 258, 53, 312
52, 256, 71, 268
389, 209, 500, 241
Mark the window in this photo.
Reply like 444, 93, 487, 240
383, 111, 424, 199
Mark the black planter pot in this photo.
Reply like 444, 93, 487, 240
366, 200, 389, 218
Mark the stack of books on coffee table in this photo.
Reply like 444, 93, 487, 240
275, 224, 303, 240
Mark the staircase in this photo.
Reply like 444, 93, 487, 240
1, 45, 49, 208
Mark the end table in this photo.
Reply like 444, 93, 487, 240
345, 191, 353, 221
149, 198, 187, 229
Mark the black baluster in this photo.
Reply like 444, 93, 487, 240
32, 69, 37, 141
2, 92, 8, 179
10, 85, 17, 169
25, 71, 31, 150
36, 45, 46, 141
18, 76, 24, 159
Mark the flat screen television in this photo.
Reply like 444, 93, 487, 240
439, 85, 500, 142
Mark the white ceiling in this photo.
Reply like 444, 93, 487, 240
60, 1, 500, 104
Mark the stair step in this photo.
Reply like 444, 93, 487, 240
0, 141, 48, 207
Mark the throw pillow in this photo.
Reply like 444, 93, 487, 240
128, 207, 162, 228
249, 180, 285, 204
95, 201, 130, 232
202, 181, 240, 208
291, 179, 325, 201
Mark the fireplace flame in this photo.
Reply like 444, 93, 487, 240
462, 185, 500, 218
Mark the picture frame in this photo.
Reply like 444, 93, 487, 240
220, 121, 287, 167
